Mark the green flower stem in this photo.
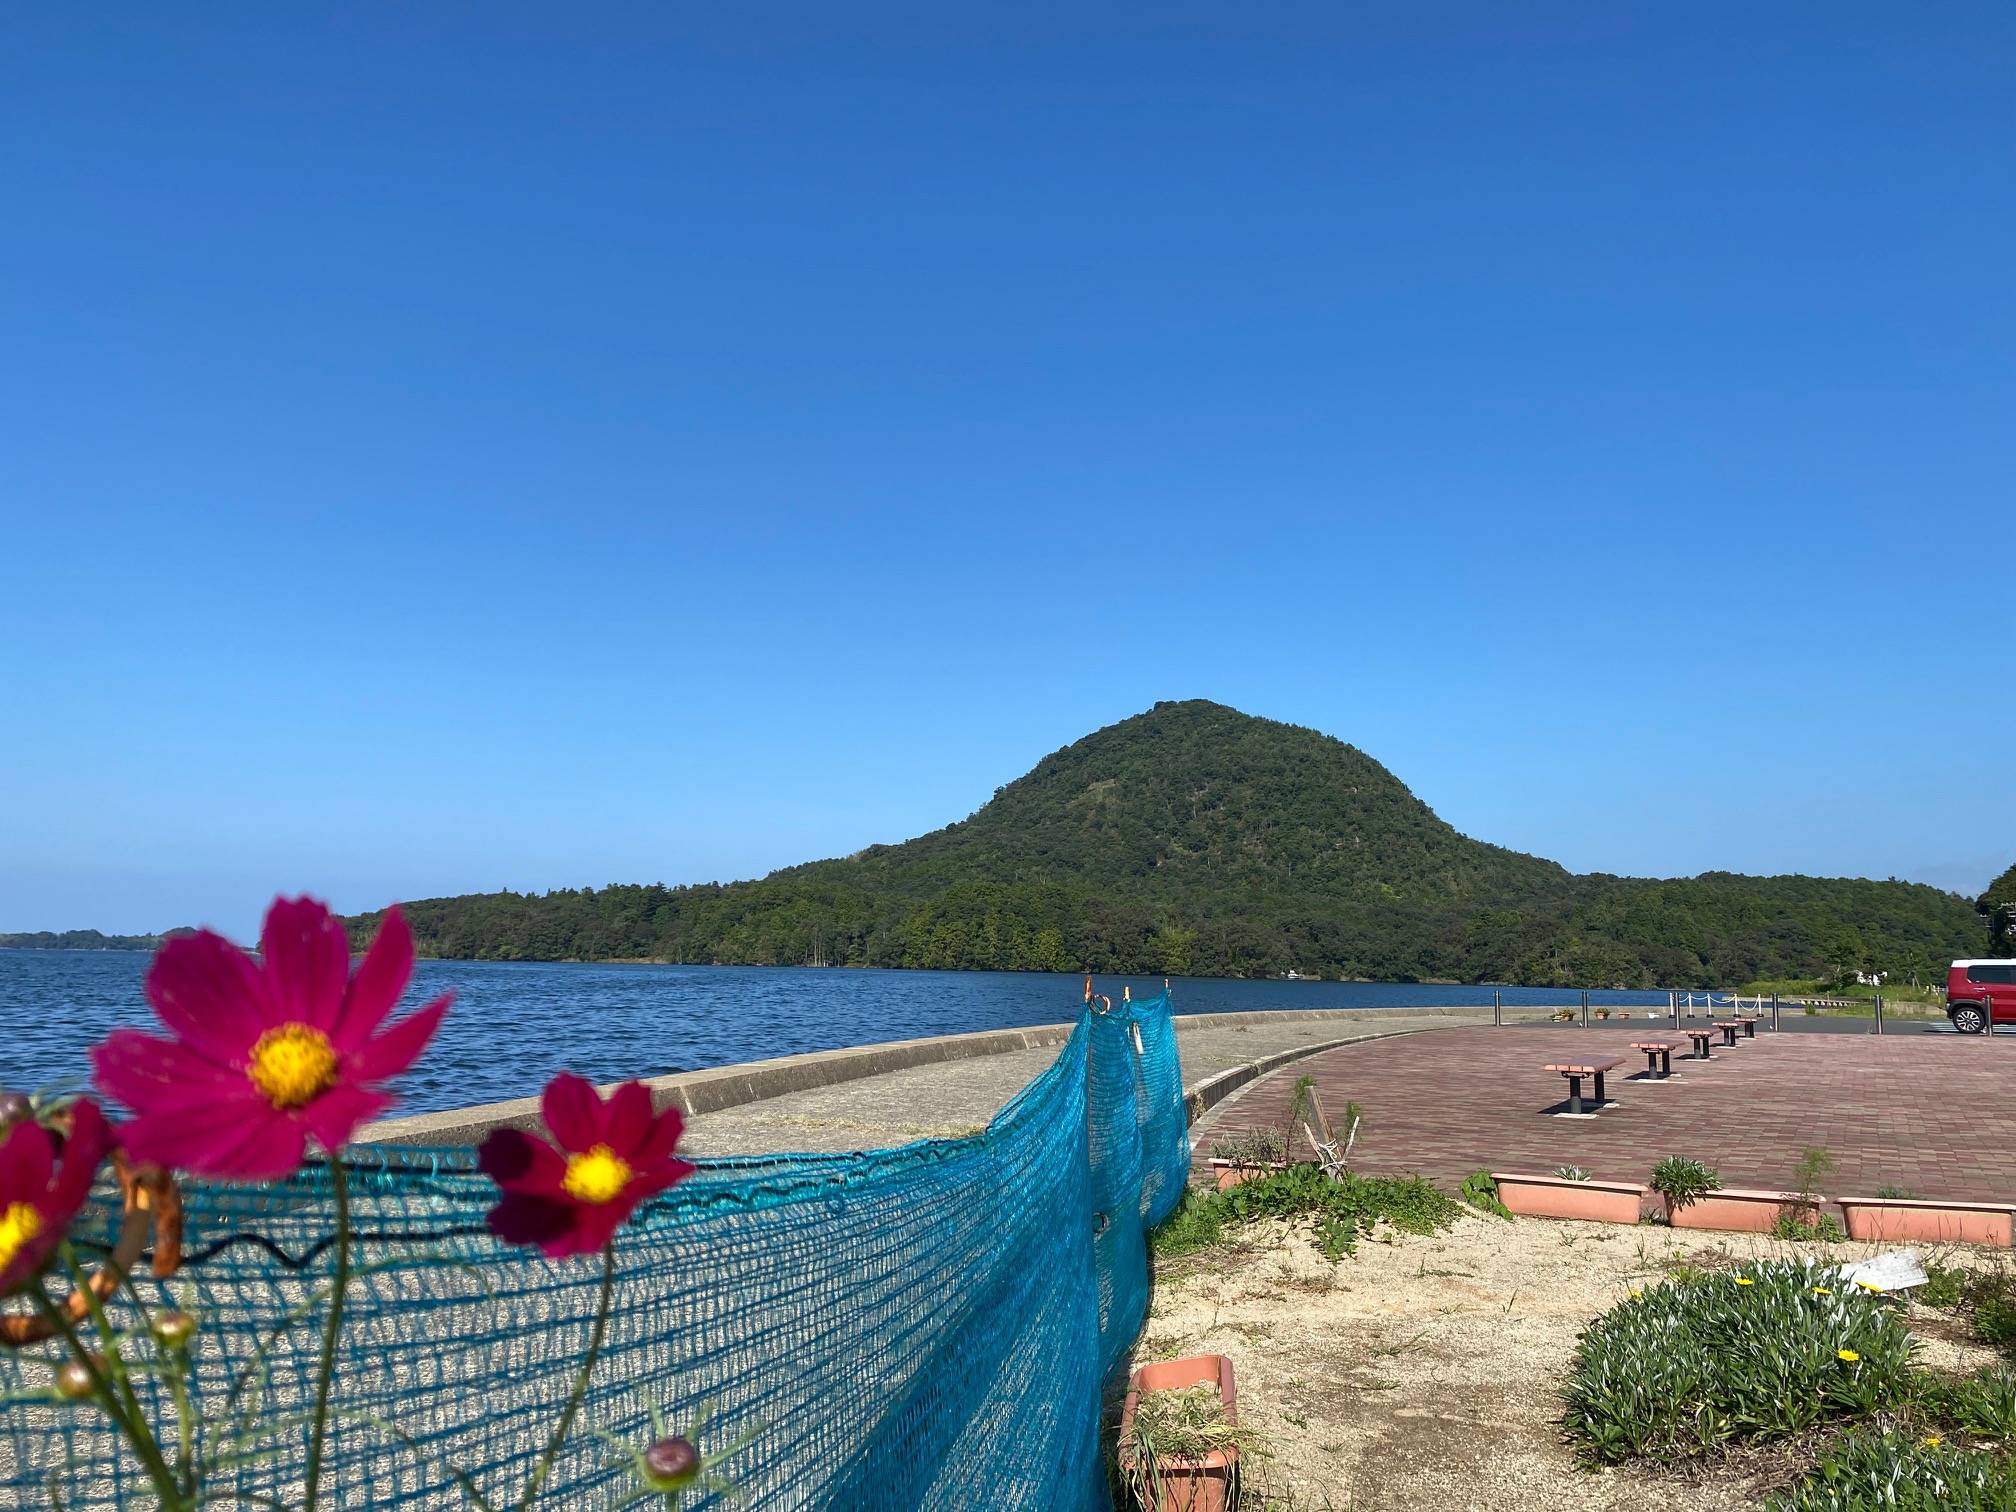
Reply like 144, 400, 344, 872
303, 1153, 352, 1512
30, 1279, 184, 1508
514, 1242, 617, 1512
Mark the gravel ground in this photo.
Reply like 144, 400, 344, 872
1135, 1213, 2003, 1512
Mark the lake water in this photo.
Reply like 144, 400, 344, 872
0, 951, 1670, 1115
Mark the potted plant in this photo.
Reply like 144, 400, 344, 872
1205, 1126, 1291, 1190
1650, 1157, 1721, 1224
1118, 1354, 1244, 1512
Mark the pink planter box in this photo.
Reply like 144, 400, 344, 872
1206, 1158, 1289, 1191
1492, 1171, 1646, 1224
1119, 1354, 1238, 1512
1839, 1198, 2016, 1247
1667, 1187, 1808, 1234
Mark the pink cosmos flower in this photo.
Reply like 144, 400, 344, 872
0, 1099, 117, 1295
91, 897, 450, 1181
478, 1074, 695, 1258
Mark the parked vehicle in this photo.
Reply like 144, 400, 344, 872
1946, 960, 2016, 1033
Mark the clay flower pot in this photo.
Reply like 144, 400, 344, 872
1492, 1172, 1646, 1224
1663, 1187, 1810, 1234
1206, 1159, 1288, 1192
1118, 1354, 1238, 1512
1838, 1197, 2016, 1247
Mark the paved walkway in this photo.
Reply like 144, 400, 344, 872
1191, 1024, 2016, 1202
681, 1011, 1486, 1156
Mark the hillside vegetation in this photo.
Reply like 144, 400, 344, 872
348, 701, 1989, 988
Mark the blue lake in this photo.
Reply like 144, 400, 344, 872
0, 951, 1670, 1115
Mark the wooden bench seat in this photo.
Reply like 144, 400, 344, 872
1629, 1040, 1682, 1080
1543, 1056, 1623, 1115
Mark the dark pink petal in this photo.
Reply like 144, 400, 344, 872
50, 1101, 115, 1212
123, 1096, 307, 1182
335, 906, 415, 1049
540, 1073, 603, 1154
260, 896, 350, 1033
297, 1085, 393, 1156
486, 1191, 577, 1251
631, 1106, 687, 1169
145, 930, 274, 1058
565, 1199, 631, 1255
0, 1120, 53, 1204
344, 995, 449, 1082
627, 1159, 696, 1204
92, 1029, 245, 1114
477, 1129, 569, 1195
602, 1082, 653, 1158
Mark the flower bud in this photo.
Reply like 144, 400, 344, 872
643, 1435, 700, 1489
153, 1310, 197, 1349
54, 1357, 101, 1399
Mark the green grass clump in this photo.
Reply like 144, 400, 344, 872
1914, 1264, 2016, 1355
1460, 1170, 1512, 1219
1764, 1428, 2016, 1511
1564, 1261, 1916, 1464
1913, 1363, 2016, 1441
1152, 1165, 1461, 1262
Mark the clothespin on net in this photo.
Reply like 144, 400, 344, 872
1122, 984, 1132, 1004
1083, 973, 1093, 1005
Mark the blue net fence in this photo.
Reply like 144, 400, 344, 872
2, 991, 1191, 1509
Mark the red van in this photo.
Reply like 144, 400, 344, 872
1947, 960, 2016, 1033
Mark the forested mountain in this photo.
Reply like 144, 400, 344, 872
346, 701, 1990, 988
0, 929, 167, 951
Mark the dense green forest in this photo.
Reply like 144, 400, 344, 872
1982, 862, 2016, 955
345, 701, 1996, 989
0, 928, 167, 951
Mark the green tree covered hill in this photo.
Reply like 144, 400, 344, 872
347, 701, 1989, 988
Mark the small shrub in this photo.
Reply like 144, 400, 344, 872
1876, 1184, 1918, 1200
1563, 1261, 1917, 1463
1918, 1264, 1969, 1311
1772, 1207, 1848, 1243
1210, 1126, 1290, 1166
1152, 1166, 1462, 1262
1766, 1428, 2016, 1511
1460, 1170, 1511, 1220
1554, 1165, 1593, 1182
1914, 1363, 2016, 1441
1650, 1156, 1722, 1215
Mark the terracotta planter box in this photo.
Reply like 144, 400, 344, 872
1119, 1354, 1238, 1512
1207, 1158, 1289, 1191
1492, 1172, 1646, 1224
1665, 1187, 1810, 1234
1839, 1197, 2016, 1247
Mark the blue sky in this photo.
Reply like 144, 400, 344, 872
3, 6, 2011, 936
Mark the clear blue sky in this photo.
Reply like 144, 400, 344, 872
3, 6, 2011, 937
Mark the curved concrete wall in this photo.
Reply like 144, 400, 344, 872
359, 1005, 1482, 1148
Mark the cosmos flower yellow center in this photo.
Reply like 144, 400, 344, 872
247, 1023, 338, 1109
0, 1201, 44, 1272
562, 1145, 632, 1204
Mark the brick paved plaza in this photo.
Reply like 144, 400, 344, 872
1192, 1025, 2016, 1202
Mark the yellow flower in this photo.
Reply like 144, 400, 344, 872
1734, 1277, 1755, 1286
1812, 1286, 1832, 1295
1837, 1348, 1860, 1363
1629, 1289, 1642, 1299
1924, 1435, 1942, 1448
1857, 1279, 1881, 1292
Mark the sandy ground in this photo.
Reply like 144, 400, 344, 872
1134, 1210, 2004, 1512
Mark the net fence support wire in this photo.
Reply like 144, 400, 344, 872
2, 991, 1192, 1511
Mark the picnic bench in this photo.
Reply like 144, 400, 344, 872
1729, 1015, 1759, 1039
1544, 1056, 1623, 1115
1683, 1027, 1716, 1060
1629, 1040, 1682, 1080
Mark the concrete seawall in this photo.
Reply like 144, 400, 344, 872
359, 1006, 1494, 1153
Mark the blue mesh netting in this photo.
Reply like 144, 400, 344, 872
2, 990, 1189, 1509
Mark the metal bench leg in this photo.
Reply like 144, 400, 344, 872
1593, 1070, 1607, 1106
1660, 1049, 1672, 1077
1566, 1074, 1584, 1115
